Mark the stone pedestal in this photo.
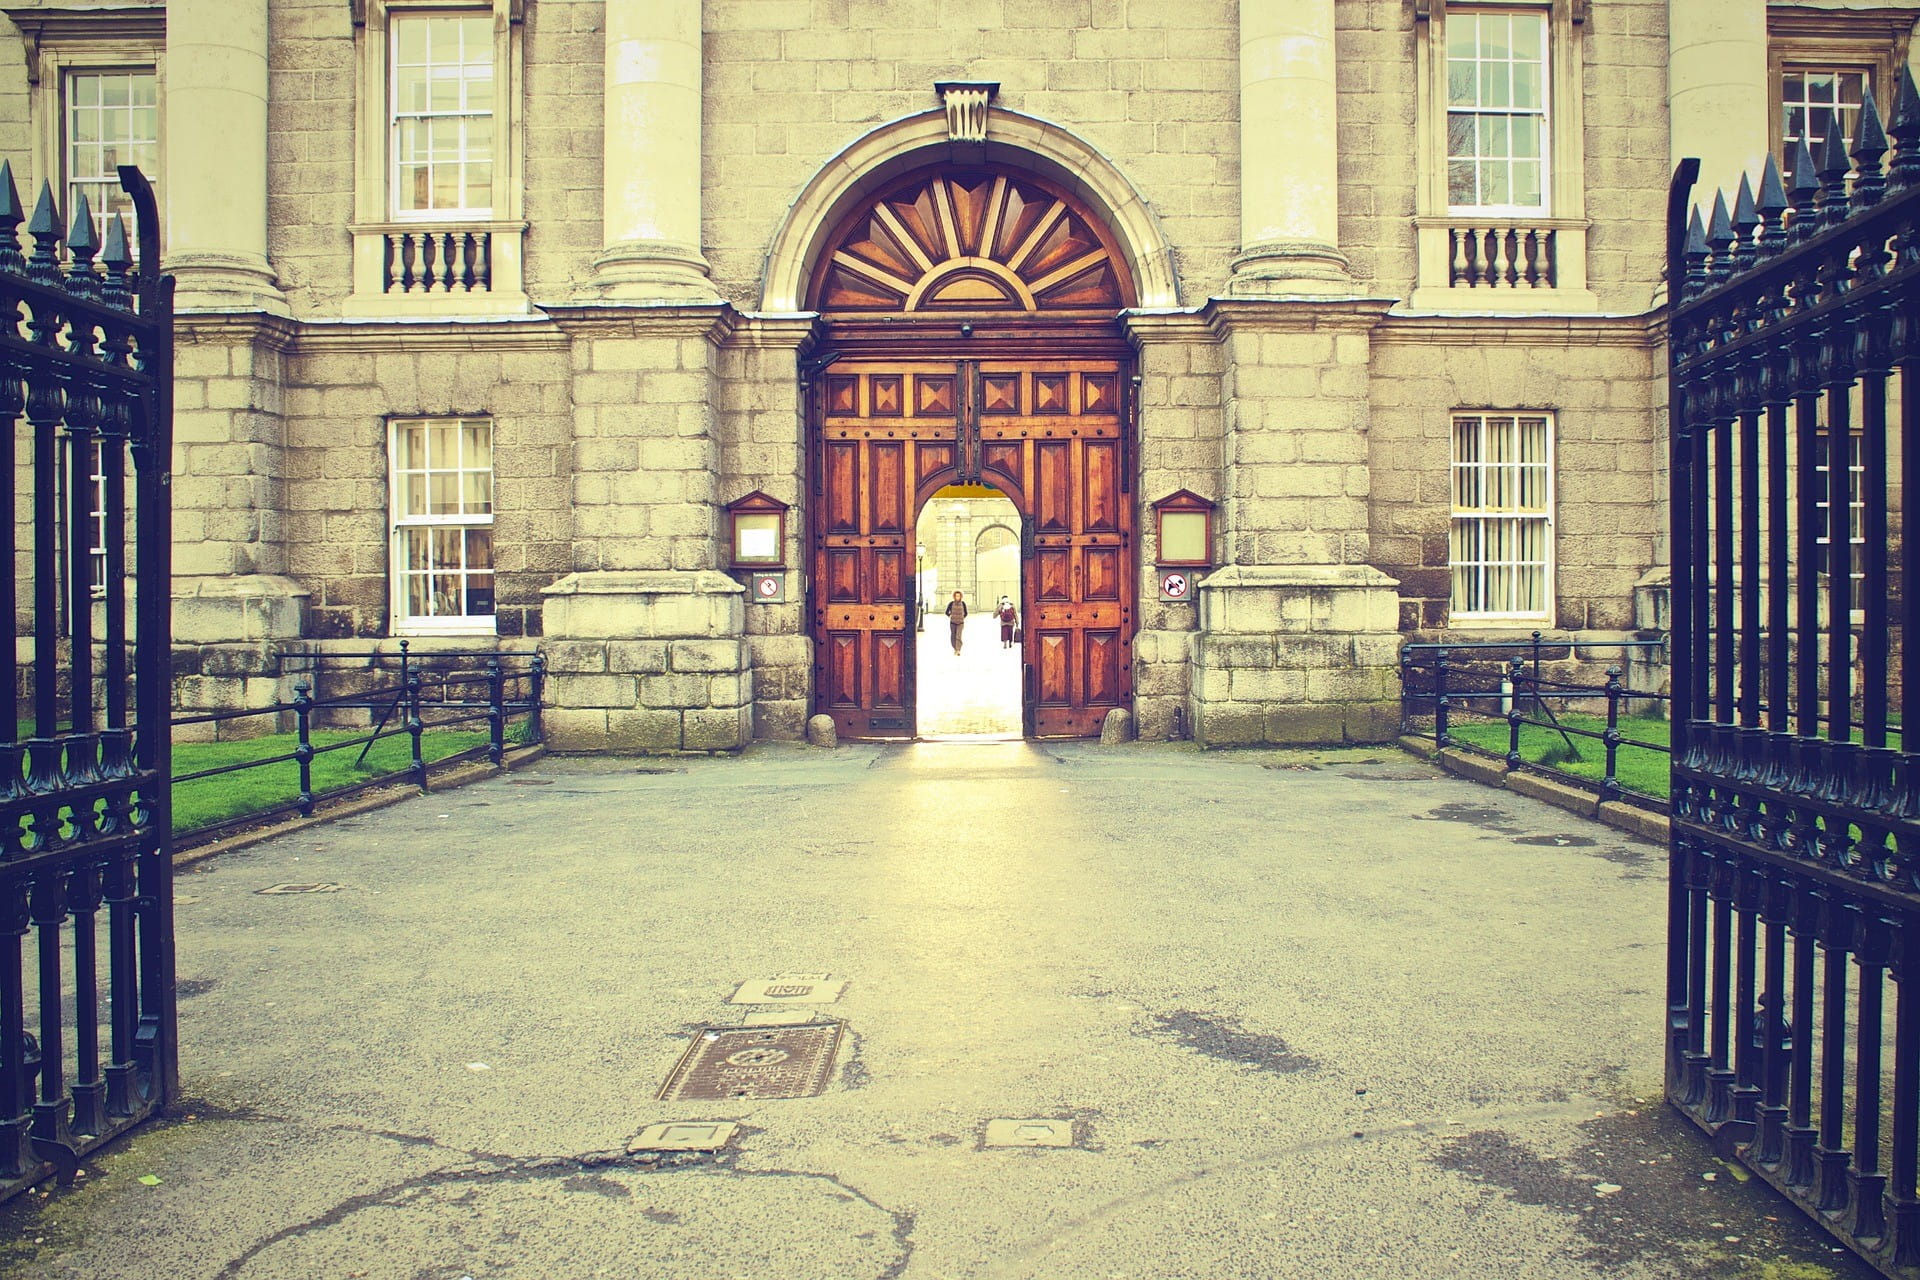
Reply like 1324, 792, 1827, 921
170, 573, 309, 739
1189, 565, 1402, 747
540, 571, 751, 753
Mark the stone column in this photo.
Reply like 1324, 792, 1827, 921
1228, 0, 1351, 295
1669, 0, 1770, 202
163, 0, 286, 314
588, 0, 718, 300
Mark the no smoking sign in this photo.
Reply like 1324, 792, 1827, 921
750, 572, 786, 603
1158, 570, 1191, 603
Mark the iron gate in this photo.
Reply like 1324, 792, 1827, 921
0, 163, 175, 1202
1668, 75, 1919, 1276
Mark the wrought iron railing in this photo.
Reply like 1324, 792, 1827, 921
0, 162, 175, 1204
1401, 635, 1671, 806
172, 644, 544, 845
1667, 71, 1920, 1278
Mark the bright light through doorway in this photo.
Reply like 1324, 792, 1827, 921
915, 485, 1022, 738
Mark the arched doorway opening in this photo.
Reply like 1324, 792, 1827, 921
914, 485, 1023, 739
805, 162, 1138, 740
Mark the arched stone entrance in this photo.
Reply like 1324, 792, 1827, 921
801, 161, 1141, 739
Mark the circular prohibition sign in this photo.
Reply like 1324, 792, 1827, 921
755, 575, 781, 599
1160, 571, 1189, 600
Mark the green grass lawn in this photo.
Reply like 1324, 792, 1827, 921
171, 728, 489, 833
1445, 712, 1673, 799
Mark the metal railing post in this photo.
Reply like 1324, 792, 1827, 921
292, 682, 314, 818
1531, 629, 1544, 716
1434, 648, 1451, 747
486, 658, 504, 766
528, 654, 545, 744
1508, 656, 1526, 767
405, 669, 426, 792
1602, 665, 1624, 801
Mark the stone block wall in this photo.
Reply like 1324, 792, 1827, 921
281, 329, 575, 639
716, 325, 810, 740
1366, 324, 1663, 633
1129, 316, 1224, 740
701, 0, 1242, 308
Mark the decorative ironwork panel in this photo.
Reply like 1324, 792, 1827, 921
1667, 76, 1920, 1278
0, 163, 175, 1203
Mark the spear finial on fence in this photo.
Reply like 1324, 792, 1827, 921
1683, 206, 1710, 298
1706, 190, 1736, 282
1731, 174, 1759, 271
1817, 112, 1853, 225
1887, 65, 1920, 189
101, 214, 132, 310
65, 192, 99, 300
1787, 132, 1820, 241
25, 181, 63, 286
1849, 86, 1888, 207
0, 161, 23, 276
1756, 155, 1789, 256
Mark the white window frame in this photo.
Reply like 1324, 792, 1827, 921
346, 0, 528, 316
8, 7, 165, 257
388, 417, 497, 636
387, 10, 496, 222
1444, 8, 1551, 216
61, 66, 158, 248
1448, 411, 1556, 625
1767, 8, 1913, 173
1813, 428, 1866, 623
1409, 0, 1594, 310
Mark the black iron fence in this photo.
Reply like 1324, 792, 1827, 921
173, 644, 544, 844
1667, 73, 1920, 1278
0, 165, 175, 1203
1400, 636, 1671, 805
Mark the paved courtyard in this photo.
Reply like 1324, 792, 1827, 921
0, 742, 1878, 1279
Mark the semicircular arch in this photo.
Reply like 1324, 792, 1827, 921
760, 108, 1180, 314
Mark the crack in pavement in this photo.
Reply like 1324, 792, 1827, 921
208, 1145, 914, 1280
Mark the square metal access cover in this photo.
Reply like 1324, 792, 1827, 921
628, 1121, 739, 1153
983, 1119, 1075, 1148
658, 1023, 843, 1102
728, 976, 847, 1005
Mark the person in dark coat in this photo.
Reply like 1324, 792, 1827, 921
997, 596, 1018, 648
945, 591, 968, 654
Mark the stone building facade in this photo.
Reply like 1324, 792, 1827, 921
1, 0, 1914, 748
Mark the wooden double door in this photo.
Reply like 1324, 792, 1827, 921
811, 356, 1135, 739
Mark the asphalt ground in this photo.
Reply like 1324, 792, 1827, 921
0, 741, 1882, 1280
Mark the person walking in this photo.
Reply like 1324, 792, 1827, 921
945, 591, 968, 655
997, 596, 1019, 649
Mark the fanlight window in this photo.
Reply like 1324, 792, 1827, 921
811, 168, 1133, 313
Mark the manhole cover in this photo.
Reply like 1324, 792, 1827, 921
628, 1121, 739, 1153
255, 883, 346, 895
659, 1024, 843, 1102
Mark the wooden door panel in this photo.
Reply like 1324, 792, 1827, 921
1036, 548, 1071, 600
871, 442, 906, 532
1085, 630, 1122, 705
1084, 545, 1121, 601
872, 634, 907, 710
825, 444, 860, 533
1036, 441, 1071, 531
824, 548, 861, 601
1083, 441, 1119, 532
825, 633, 860, 708
1035, 631, 1071, 705
873, 547, 905, 601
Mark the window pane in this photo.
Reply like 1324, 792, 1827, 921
396, 17, 429, 62
1447, 114, 1477, 157
1510, 14, 1543, 60
429, 473, 459, 514
1512, 62, 1541, 112
1448, 160, 1477, 205
1448, 61, 1477, 106
1480, 61, 1510, 109
1482, 162, 1509, 206
1512, 161, 1542, 207
463, 469, 493, 514
466, 528, 493, 570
